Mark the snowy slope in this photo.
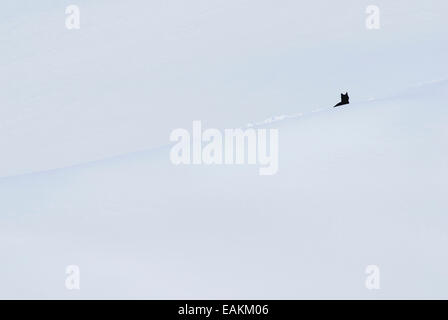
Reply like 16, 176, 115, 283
1, 79, 447, 299
0, 0, 447, 299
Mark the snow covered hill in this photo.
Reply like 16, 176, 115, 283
1, 78, 447, 299
0, 0, 447, 299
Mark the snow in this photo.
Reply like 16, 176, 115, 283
0, 0, 447, 298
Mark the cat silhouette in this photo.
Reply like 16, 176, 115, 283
334, 92, 349, 107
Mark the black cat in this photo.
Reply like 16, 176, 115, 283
334, 92, 349, 107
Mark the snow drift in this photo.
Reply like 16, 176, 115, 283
1, 79, 447, 298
